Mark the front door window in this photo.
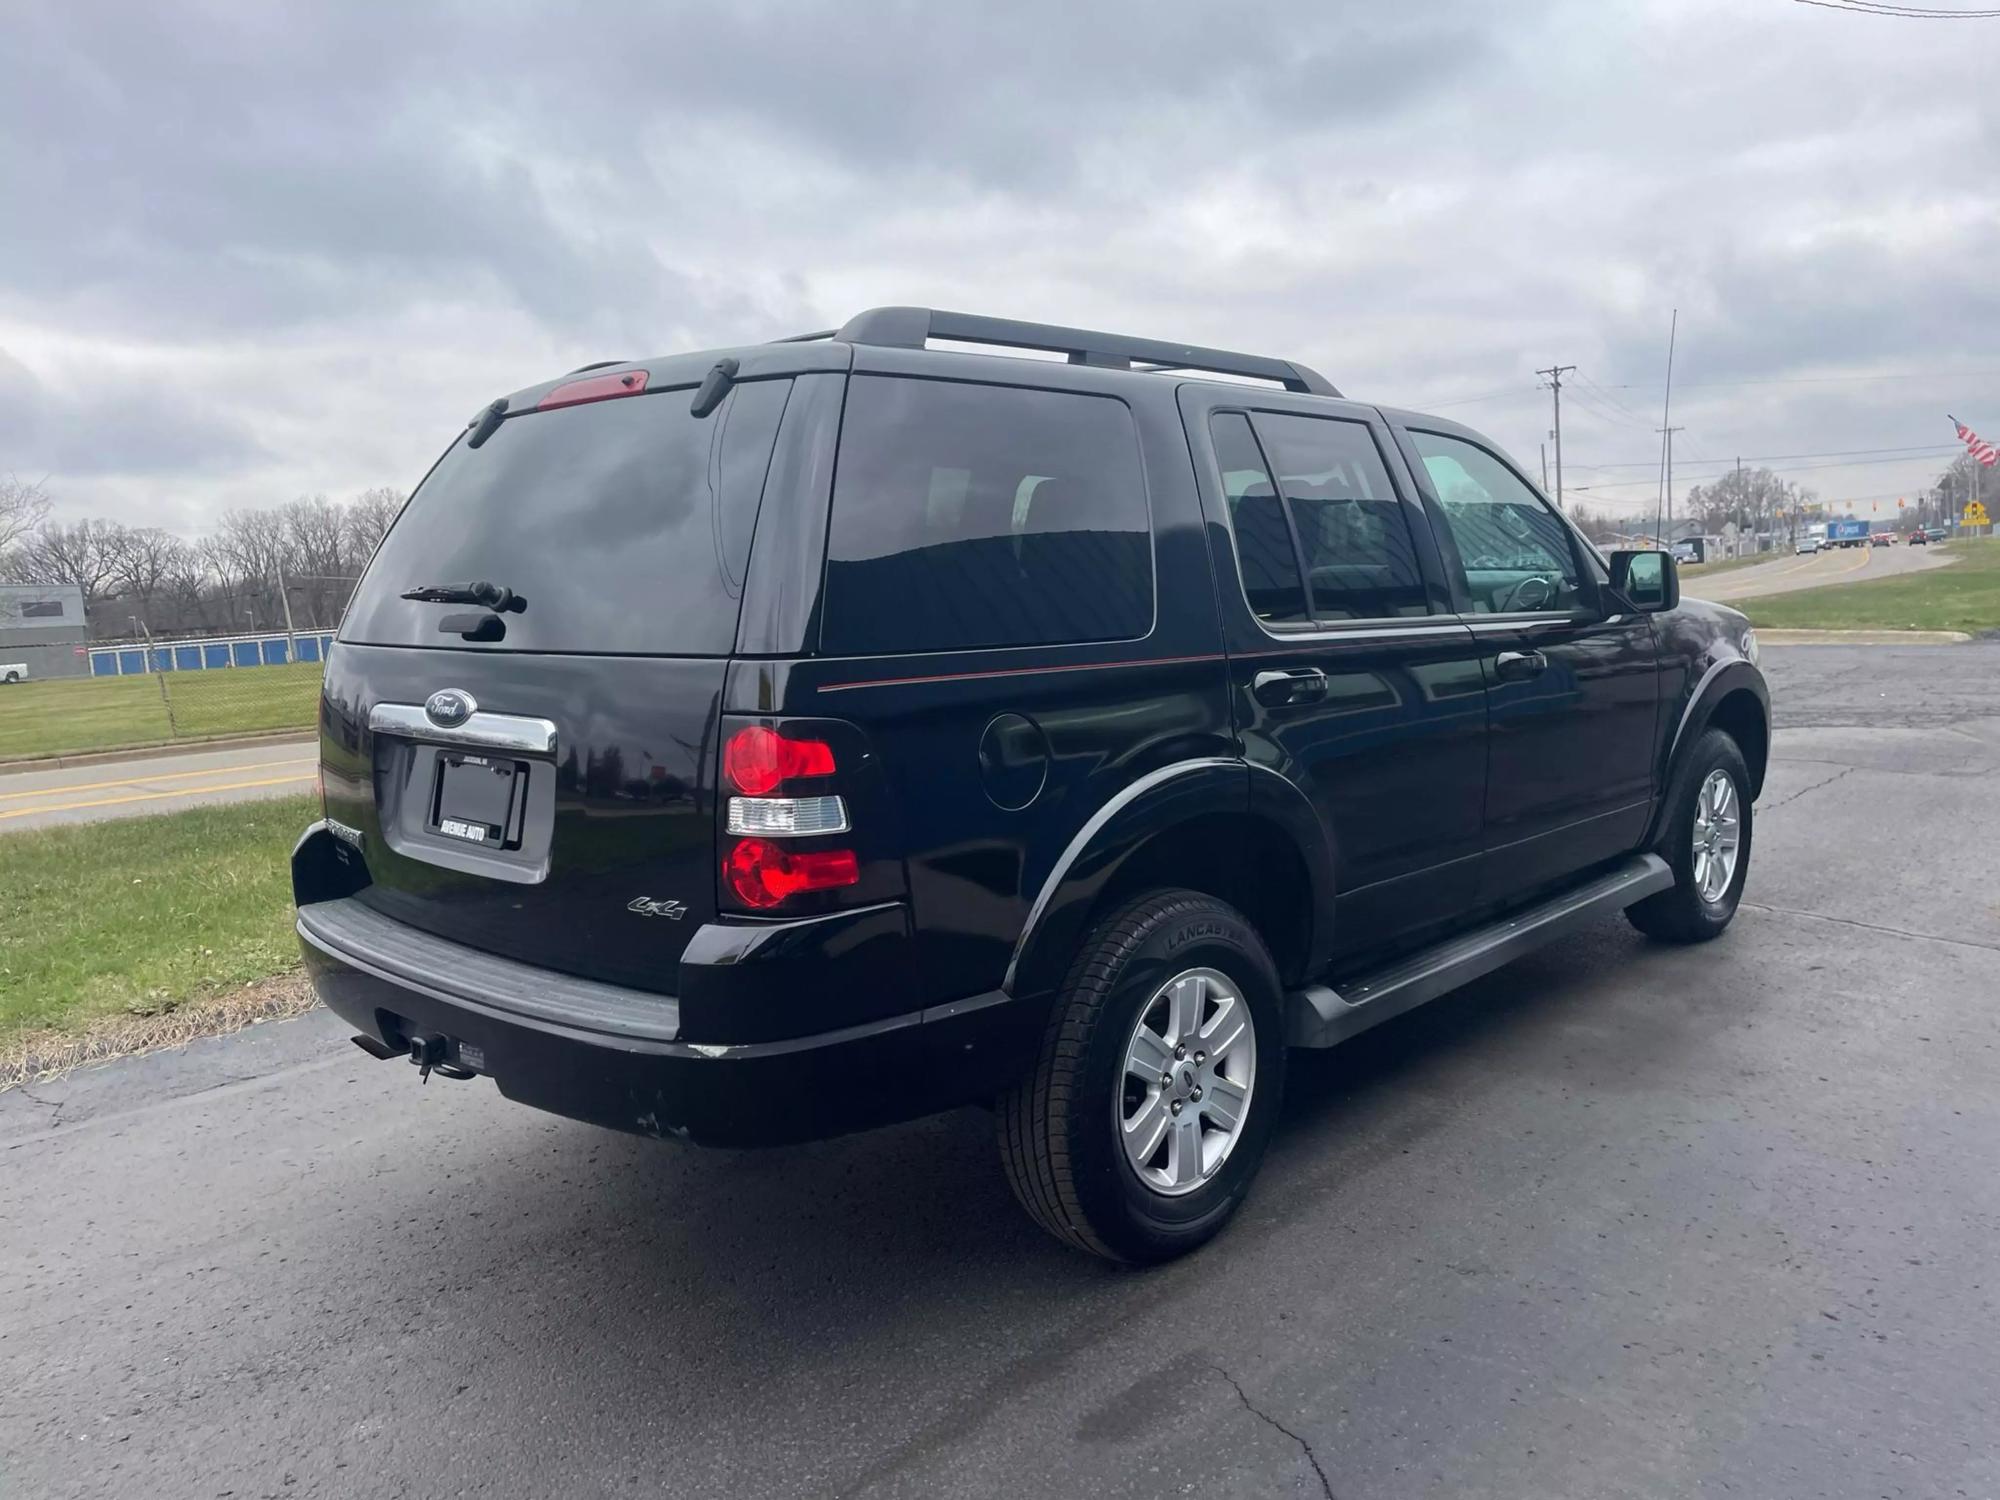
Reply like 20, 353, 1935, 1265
1409, 431, 1584, 615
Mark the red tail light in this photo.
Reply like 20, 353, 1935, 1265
724, 726, 836, 796
537, 368, 650, 411
723, 838, 859, 909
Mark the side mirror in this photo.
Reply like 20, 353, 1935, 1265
1608, 550, 1679, 613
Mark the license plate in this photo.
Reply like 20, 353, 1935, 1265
433, 753, 520, 845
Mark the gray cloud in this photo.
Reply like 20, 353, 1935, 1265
2, 0, 1997, 529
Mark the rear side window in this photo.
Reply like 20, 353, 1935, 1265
342, 381, 790, 655
1210, 412, 1307, 625
1251, 413, 1427, 620
820, 377, 1152, 655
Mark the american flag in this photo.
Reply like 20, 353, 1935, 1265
1951, 414, 1998, 467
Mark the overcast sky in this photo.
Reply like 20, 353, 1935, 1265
4, 0, 1998, 537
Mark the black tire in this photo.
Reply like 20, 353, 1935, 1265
997, 888, 1287, 1264
1626, 727, 1753, 944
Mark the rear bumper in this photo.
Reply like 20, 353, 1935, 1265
296, 892, 1043, 1148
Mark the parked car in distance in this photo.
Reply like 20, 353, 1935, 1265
1927, 526, 1947, 541
292, 306, 1771, 1263
1909, 530, 1928, 546
1796, 536, 1823, 555
0, 662, 27, 684
1870, 532, 1893, 547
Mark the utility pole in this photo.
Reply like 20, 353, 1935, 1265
1541, 442, 1549, 492
1659, 426, 1685, 544
1535, 364, 1576, 510
1653, 308, 1679, 546
1736, 455, 1746, 554
275, 564, 300, 662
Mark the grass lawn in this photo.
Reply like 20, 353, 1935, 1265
0, 661, 322, 761
1737, 538, 2000, 634
0, 794, 316, 1046
1681, 553, 1782, 580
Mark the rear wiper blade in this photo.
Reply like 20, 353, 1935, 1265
398, 580, 526, 613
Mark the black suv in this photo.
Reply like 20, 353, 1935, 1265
294, 307, 1769, 1263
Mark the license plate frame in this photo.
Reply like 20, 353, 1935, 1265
430, 752, 523, 847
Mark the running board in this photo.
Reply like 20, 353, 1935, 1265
1286, 853, 1673, 1049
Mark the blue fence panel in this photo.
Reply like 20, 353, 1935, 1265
118, 649, 146, 675
295, 636, 321, 663
148, 648, 173, 672
174, 645, 203, 671
203, 643, 231, 668
320, 634, 335, 657
260, 637, 289, 665
91, 651, 119, 677
232, 641, 259, 667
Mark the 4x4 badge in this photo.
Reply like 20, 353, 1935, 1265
627, 897, 687, 920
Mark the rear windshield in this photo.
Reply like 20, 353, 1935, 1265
342, 381, 790, 655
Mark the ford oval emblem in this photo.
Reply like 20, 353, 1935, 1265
425, 688, 476, 728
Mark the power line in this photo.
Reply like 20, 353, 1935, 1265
1583, 367, 2000, 392
1569, 371, 1659, 429
1558, 385, 1657, 434
1566, 442, 1960, 472
1793, 0, 2000, 15
1571, 448, 1967, 494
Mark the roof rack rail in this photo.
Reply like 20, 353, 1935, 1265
827, 306, 1339, 397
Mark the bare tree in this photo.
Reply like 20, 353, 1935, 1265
279, 495, 350, 628
6, 518, 126, 620
106, 527, 189, 630
0, 475, 51, 554
344, 487, 405, 561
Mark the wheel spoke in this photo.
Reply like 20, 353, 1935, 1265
1123, 1091, 1171, 1166
1126, 1025, 1173, 1083
1166, 972, 1205, 1046
1202, 1074, 1249, 1132
1200, 994, 1247, 1061
1166, 1114, 1205, 1188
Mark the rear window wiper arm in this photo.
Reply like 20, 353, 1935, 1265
399, 581, 527, 614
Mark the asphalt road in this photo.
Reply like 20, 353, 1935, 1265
0, 740, 316, 831
4, 645, 1998, 1499
1685, 538, 1950, 602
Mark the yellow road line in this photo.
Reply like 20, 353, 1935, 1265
0, 756, 315, 802
0, 773, 314, 821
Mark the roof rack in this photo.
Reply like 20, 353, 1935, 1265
796, 307, 1338, 397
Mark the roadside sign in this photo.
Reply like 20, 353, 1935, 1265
1965, 501, 1990, 526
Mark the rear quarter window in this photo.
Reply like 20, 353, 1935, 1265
819, 377, 1153, 656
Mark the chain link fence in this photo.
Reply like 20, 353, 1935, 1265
0, 634, 325, 762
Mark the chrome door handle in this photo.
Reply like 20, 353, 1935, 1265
1493, 649, 1548, 681
1252, 667, 1329, 706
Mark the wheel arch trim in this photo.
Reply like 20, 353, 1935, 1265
1003, 758, 1336, 998
1651, 656, 1769, 841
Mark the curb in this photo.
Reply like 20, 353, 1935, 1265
1758, 629, 1973, 646
0, 729, 316, 776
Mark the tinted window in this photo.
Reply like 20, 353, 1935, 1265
343, 381, 790, 654
821, 377, 1152, 655
1252, 413, 1427, 619
21, 600, 64, 618
1210, 412, 1307, 625
1410, 430, 1583, 614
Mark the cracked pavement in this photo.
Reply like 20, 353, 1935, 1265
3, 644, 1998, 1498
